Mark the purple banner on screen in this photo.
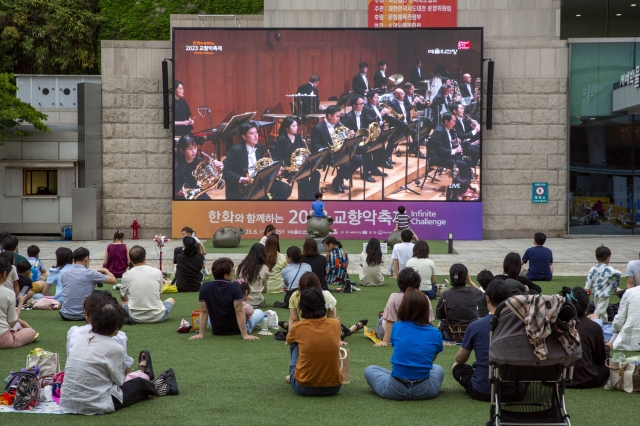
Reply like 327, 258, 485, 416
326, 201, 482, 240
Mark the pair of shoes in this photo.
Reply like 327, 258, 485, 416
370, 168, 388, 177
353, 319, 368, 331
361, 174, 376, 183
409, 150, 426, 159
382, 161, 394, 169
154, 368, 178, 396
278, 321, 289, 330
341, 324, 352, 338
388, 158, 397, 165
273, 301, 288, 308
331, 183, 345, 194
138, 350, 154, 381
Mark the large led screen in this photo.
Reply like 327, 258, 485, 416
172, 28, 483, 239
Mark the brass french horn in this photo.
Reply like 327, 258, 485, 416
284, 148, 310, 173
330, 122, 351, 153
360, 122, 379, 146
182, 152, 225, 200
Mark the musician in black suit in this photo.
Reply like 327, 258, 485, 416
451, 101, 480, 167
223, 122, 292, 200
459, 73, 475, 99
363, 91, 401, 170
373, 61, 387, 89
431, 84, 453, 117
310, 106, 364, 194
174, 80, 193, 137
409, 59, 424, 85
389, 88, 424, 158
430, 113, 474, 182
352, 62, 370, 96
296, 74, 320, 115
341, 95, 384, 181
272, 116, 320, 200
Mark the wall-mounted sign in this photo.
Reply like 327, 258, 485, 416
368, 0, 457, 28
532, 182, 548, 204
620, 65, 640, 88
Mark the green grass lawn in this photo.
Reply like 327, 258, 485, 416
2, 276, 637, 425
204, 238, 457, 255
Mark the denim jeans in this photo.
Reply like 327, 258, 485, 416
207, 308, 264, 334
423, 284, 436, 300
289, 343, 341, 396
364, 365, 444, 400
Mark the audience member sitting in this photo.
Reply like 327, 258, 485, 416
476, 270, 494, 318
67, 291, 135, 375
0, 257, 36, 349
365, 288, 444, 400
406, 241, 436, 298
42, 247, 73, 302
522, 232, 553, 281
625, 250, 640, 289
239, 282, 265, 334
374, 268, 434, 347
26, 244, 48, 282
181, 226, 206, 255
285, 287, 343, 396
436, 263, 482, 342
359, 238, 384, 287
259, 224, 277, 245
274, 246, 312, 309
103, 230, 130, 279
265, 234, 287, 293
60, 247, 117, 321
120, 246, 175, 324
301, 238, 328, 290
586, 245, 622, 324
236, 243, 270, 308
608, 284, 640, 351
391, 230, 415, 278
2, 235, 28, 265
15, 260, 35, 302
175, 236, 205, 292
500, 252, 530, 295
323, 236, 349, 286
190, 258, 259, 341
559, 287, 609, 389
452, 278, 514, 401
60, 302, 175, 415
0, 251, 18, 295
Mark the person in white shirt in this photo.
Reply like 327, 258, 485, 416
391, 230, 416, 278
120, 246, 175, 324
60, 301, 176, 415
405, 241, 437, 298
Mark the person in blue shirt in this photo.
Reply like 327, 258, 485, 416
452, 278, 513, 401
364, 269, 444, 400
522, 232, 554, 281
310, 192, 327, 218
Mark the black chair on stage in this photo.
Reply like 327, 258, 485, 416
425, 136, 456, 184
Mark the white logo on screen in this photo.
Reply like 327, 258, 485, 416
427, 48, 458, 55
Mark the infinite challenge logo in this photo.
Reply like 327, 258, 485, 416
185, 41, 222, 55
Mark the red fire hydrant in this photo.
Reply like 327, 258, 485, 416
130, 219, 140, 240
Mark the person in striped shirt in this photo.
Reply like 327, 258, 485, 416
394, 206, 418, 240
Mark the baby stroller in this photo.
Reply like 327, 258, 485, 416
487, 295, 582, 426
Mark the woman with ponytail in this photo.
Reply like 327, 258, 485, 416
435, 263, 482, 341
560, 286, 609, 389
103, 230, 130, 278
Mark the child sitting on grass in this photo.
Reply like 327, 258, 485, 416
585, 245, 622, 324
15, 260, 35, 303
239, 281, 264, 334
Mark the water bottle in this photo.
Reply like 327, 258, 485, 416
261, 313, 268, 333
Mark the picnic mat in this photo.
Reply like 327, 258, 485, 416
0, 401, 64, 414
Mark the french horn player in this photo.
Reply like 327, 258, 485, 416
174, 134, 224, 200
222, 122, 292, 200
310, 105, 364, 195
272, 116, 321, 200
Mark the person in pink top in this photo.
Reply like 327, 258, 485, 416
103, 230, 130, 278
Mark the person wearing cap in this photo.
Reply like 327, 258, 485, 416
285, 287, 342, 396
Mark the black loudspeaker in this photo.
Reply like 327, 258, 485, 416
162, 60, 170, 129
486, 60, 494, 130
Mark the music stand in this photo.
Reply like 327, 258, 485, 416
243, 160, 282, 200
331, 135, 362, 201
368, 126, 398, 200
391, 121, 420, 196
218, 112, 256, 158
289, 150, 329, 198
359, 128, 394, 200
336, 91, 354, 113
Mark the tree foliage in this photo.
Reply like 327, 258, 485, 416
99, 0, 264, 41
0, 0, 102, 74
0, 73, 50, 141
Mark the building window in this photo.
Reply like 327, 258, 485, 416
24, 169, 58, 196
562, 0, 640, 39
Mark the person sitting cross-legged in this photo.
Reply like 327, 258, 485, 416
189, 257, 260, 341
364, 287, 444, 400
452, 278, 526, 401
120, 246, 175, 324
